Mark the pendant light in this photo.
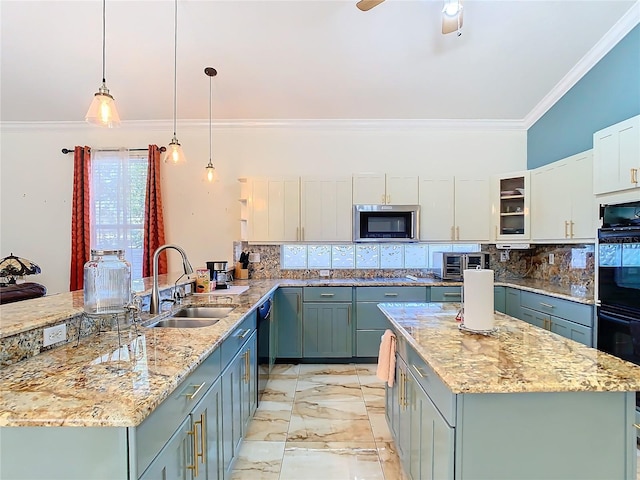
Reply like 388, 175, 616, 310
85, 0, 121, 127
205, 67, 218, 182
164, 0, 186, 165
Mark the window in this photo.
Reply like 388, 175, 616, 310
90, 149, 148, 280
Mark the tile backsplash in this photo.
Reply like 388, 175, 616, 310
234, 241, 595, 288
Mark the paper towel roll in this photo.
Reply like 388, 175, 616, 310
463, 269, 495, 331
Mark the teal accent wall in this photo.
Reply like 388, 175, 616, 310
527, 25, 640, 169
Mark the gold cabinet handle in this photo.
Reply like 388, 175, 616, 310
633, 423, 640, 430
237, 328, 250, 339
495, 225, 498, 238
195, 414, 205, 464
387, 194, 391, 204
381, 194, 386, 204
631, 168, 638, 185
320, 293, 335, 297
570, 221, 575, 238
398, 370, 404, 408
564, 220, 569, 238
244, 350, 250, 383
539, 302, 555, 309
185, 382, 206, 400
443, 292, 461, 297
412, 364, 427, 378
456, 226, 460, 240
302, 227, 305, 241
384, 293, 399, 297
187, 425, 199, 476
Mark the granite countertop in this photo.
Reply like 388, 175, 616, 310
0, 277, 598, 428
378, 302, 640, 395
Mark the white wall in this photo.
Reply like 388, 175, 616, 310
0, 122, 526, 293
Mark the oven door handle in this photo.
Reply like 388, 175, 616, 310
599, 310, 635, 326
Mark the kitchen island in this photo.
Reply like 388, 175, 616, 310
378, 302, 640, 480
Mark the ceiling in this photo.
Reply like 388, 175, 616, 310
1, 0, 637, 124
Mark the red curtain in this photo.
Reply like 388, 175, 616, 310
143, 145, 167, 277
69, 146, 91, 291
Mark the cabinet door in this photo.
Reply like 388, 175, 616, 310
550, 316, 592, 346
385, 357, 401, 441
221, 355, 243, 478
241, 333, 258, 436
249, 177, 300, 242
505, 288, 521, 319
430, 286, 462, 302
386, 174, 419, 205
520, 306, 549, 329
353, 173, 385, 204
454, 177, 491, 241
302, 303, 352, 357
140, 416, 193, 480
568, 151, 596, 240
493, 172, 530, 241
594, 115, 640, 194
275, 288, 302, 359
396, 357, 410, 465
494, 286, 506, 314
192, 379, 222, 480
419, 176, 455, 241
300, 177, 352, 241
531, 161, 568, 241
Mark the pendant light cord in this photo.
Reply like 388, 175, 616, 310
101, 0, 106, 83
172, 0, 178, 137
209, 73, 212, 163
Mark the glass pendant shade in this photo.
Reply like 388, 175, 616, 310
86, 83, 121, 127
206, 161, 215, 182
164, 137, 187, 165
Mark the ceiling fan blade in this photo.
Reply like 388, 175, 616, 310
442, 9, 463, 34
356, 0, 385, 11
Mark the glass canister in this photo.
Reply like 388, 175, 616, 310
83, 249, 132, 314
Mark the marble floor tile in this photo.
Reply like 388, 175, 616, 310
377, 440, 410, 480
270, 363, 299, 378
292, 399, 369, 421
261, 378, 297, 402
355, 363, 378, 376
229, 440, 285, 480
369, 413, 394, 443
287, 412, 375, 442
244, 401, 292, 441
298, 363, 358, 377
364, 395, 386, 416
295, 377, 364, 403
280, 441, 384, 480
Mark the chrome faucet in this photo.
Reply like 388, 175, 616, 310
149, 244, 194, 314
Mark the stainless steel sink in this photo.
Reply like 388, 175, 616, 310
172, 306, 236, 318
151, 318, 220, 328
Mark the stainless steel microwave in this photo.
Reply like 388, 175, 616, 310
353, 204, 420, 242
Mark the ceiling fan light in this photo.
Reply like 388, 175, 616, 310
164, 137, 186, 165
85, 83, 121, 127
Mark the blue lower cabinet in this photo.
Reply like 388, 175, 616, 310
275, 288, 303, 358
430, 286, 462, 302
302, 303, 352, 357
494, 286, 506, 313
356, 330, 386, 357
505, 287, 522, 318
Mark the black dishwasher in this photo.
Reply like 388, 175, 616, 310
257, 296, 273, 404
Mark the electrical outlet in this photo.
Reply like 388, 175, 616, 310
549, 253, 555, 265
43, 324, 67, 347
319, 270, 331, 277
500, 251, 509, 262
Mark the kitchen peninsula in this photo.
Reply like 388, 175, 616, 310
1, 278, 638, 479
379, 302, 640, 479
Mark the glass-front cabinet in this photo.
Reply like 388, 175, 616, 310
492, 171, 530, 241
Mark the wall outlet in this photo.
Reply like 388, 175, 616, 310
500, 251, 509, 262
319, 270, 331, 277
549, 253, 555, 265
43, 324, 67, 347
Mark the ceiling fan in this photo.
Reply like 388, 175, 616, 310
356, 0, 464, 36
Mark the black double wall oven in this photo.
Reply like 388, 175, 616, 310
596, 201, 640, 408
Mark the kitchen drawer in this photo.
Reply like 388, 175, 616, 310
406, 345, 456, 427
356, 302, 394, 329
430, 286, 462, 302
136, 347, 222, 476
356, 329, 385, 357
520, 291, 593, 327
303, 287, 352, 302
221, 310, 257, 366
356, 286, 427, 302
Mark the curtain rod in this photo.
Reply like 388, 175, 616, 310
61, 147, 166, 154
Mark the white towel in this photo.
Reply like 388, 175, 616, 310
376, 329, 396, 387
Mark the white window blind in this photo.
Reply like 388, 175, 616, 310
90, 149, 148, 280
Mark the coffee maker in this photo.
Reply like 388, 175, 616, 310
206, 261, 230, 289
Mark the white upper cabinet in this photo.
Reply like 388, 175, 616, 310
593, 115, 640, 195
419, 176, 491, 242
301, 177, 353, 242
531, 150, 596, 242
248, 177, 300, 242
491, 172, 531, 241
352, 173, 419, 205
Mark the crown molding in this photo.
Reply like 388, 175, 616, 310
523, 1, 640, 129
1, 117, 526, 132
